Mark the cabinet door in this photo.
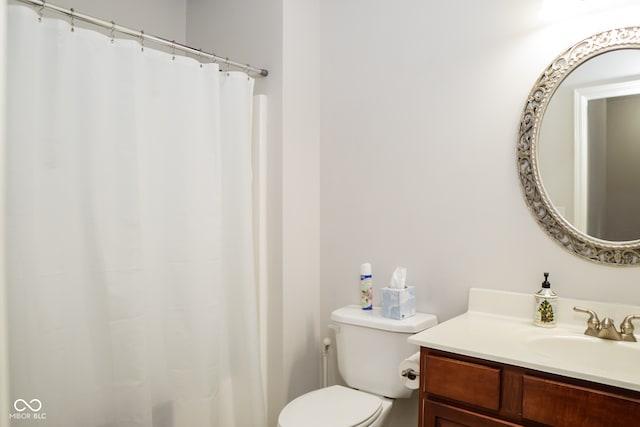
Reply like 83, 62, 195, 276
422, 400, 523, 427
424, 353, 501, 411
522, 375, 640, 427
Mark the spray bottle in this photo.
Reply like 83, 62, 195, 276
360, 263, 373, 310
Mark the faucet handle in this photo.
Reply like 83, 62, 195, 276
620, 315, 640, 342
573, 307, 600, 337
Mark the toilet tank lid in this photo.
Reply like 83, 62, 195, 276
331, 305, 437, 333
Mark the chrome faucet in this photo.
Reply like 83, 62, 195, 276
573, 307, 639, 342
598, 316, 622, 341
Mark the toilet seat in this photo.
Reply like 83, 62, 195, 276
278, 385, 383, 427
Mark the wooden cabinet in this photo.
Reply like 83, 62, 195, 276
419, 347, 640, 427
422, 400, 523, 427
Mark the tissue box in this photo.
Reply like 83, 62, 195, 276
381, 286, 416, 320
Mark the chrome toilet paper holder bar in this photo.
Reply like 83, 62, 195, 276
401, 368, 419, 381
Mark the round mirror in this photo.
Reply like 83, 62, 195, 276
518, 27, 640, 265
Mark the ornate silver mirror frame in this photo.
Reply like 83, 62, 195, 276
518, 27, 640, 265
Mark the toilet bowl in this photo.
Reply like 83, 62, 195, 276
277, 385, 392, 427
278, 306, 438, 427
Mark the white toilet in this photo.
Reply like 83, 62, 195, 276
278, 305, 438, 427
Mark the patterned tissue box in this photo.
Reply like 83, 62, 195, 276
381, 286, 416, 320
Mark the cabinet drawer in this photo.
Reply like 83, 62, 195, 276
424, 354, 501, 411
522, 374, 640, 427
422, 400, 523, 427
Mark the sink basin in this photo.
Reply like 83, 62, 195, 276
526, 334, 640, 374
408, 288, 640, 391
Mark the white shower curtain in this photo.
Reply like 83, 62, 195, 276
6, 4, 266, 427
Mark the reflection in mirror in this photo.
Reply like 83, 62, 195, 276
583, 90, 640, 241
538, 50, 640, 242
518, 27, 640, 265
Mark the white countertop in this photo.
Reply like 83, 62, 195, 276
408, 288, 640, 392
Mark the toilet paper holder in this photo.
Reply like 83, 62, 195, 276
401, 368, 419, 381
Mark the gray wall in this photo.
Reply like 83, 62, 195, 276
604, 95, 640, 240
1, 1, 8, 425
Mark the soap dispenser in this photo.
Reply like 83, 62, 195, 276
534, 272, 557, 328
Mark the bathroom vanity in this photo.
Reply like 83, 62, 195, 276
419, 348, 640, 427
408, 289, 640, 427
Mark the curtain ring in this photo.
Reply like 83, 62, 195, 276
198, 49, 203, 68
171, 41, 176, 61
69, 7, 75, 32
37, 0, 45, 22
140, 30, 145, 52
208, 53, 217, 70
225, 58, 230, 75
110, 21, 116, 44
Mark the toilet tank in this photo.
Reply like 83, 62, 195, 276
330, 305, 437, 399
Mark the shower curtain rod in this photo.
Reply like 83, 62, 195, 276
14, 0, 269, 77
